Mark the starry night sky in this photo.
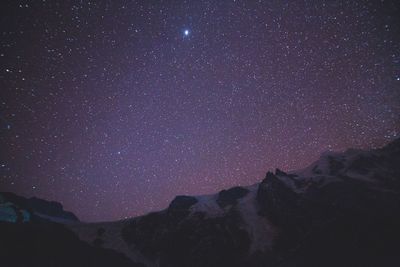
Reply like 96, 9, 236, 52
1, 0, 399, 222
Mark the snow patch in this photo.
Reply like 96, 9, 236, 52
236, 184, 276, 252
190, 193, 223, 216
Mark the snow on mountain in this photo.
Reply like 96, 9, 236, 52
0, 192, 79, 223
1, 138, 400, 267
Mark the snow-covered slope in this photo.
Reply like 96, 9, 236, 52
3, 138, 399, 267
70, 183, 276, 266
0, 192, 79, 223
67, 138, 400, 267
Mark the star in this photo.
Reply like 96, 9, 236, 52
1, 0, 398, 222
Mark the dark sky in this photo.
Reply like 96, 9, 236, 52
1, 0, 399, 222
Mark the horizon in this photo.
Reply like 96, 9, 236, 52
3, 137, 397, 223
1, 0, 399, 222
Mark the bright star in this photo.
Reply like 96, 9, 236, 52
184, 29, 189, 36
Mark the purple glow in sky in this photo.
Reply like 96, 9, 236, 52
0, 0, 399, 221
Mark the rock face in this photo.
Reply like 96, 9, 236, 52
254, 139, 400, 266
216, 186, 249, 208
167, 195, 198, 215
119, 138, 400, 267
122, 200, 251, 267
1, 138, 400, 267
257, 171, 301, 224
0, 192, 79, 223
28, 197, 79, 221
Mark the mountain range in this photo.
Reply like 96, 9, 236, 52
1, 138, 400, 267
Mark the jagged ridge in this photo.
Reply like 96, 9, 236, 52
1, 138, 400, 267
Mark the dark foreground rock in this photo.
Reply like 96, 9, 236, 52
254, 138, 400, 267
0, 221, 145, 267
217, 186, 249, 208
2, 138, 400, 267
122, 206, 251, 267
